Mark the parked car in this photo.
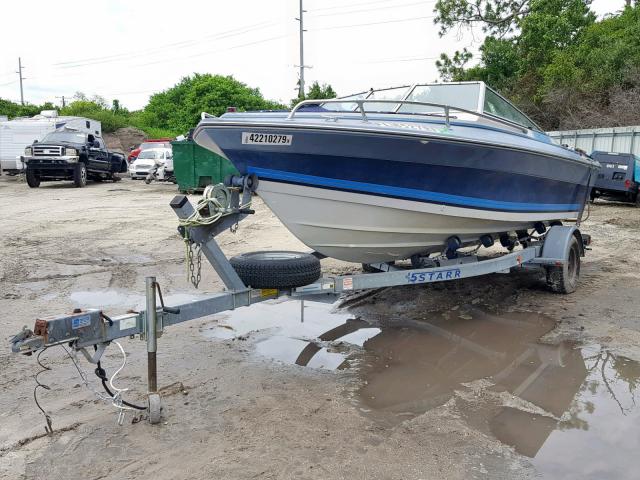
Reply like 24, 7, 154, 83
22, 130, 127, 188
127, 139, 173, 163
130, 148, 171, 179
591, 151, 640, 205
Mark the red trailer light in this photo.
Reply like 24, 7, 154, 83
625, 179, 632, 189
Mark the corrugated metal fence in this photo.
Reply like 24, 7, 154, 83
547, 126, 640, 156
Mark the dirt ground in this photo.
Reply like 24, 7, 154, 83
1, 174, 639, 479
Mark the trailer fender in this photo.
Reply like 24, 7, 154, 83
541, 225, 584, 261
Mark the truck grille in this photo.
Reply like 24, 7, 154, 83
33, 145, 63, 157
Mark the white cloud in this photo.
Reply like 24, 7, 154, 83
0, 0, 628, 110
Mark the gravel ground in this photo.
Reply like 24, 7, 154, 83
1, 175, 639, 480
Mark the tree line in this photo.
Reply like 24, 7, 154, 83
434, 0, 640, 130
0, 76, 337, 137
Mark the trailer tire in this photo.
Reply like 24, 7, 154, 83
25, 170, 40, 188
73, 163, 87, 188
546, 235, 580, 294
148, 393, 162, 425
230, 251, 321, 289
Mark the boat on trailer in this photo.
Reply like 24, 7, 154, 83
194, 81, 599, 264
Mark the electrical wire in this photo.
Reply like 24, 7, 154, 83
310, 0, 414, 12
309, 14, 435, 31
32, 342, 146, 432
108, 341, 144, 424
54, 20, 279, 69
311, 0, 432, 18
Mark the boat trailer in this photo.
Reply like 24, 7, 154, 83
9, 175, 589, 426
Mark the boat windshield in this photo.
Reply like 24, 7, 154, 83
365, 86, 412, 111
397, 83, 480, 114
317, 82, 539, 130
483, 88, 538, 129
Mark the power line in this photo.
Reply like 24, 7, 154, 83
134, 33, 292, 68
310, 15, 435, 31
309, 0, 409, 13
311, 0, 433, 18
23, 31, 293, 86
55, 21, 280, 69
358, 55, 439, 64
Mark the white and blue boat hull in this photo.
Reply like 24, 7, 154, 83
194, 114, 597, 263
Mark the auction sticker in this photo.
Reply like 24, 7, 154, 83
242, 132, 292, 145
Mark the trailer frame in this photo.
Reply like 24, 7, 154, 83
9, 175, 589, 424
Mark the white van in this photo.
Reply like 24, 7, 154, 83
0, 111, 101, 174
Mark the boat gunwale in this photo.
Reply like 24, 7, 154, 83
193, 119, 601, 171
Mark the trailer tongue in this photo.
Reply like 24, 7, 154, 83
9, 174, 589, 426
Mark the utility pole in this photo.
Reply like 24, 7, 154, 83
16, 57, 25, 105
56, 95, 67, 108
296, 0, 306, 99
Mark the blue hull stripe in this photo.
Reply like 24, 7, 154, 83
248, 166, 580, 212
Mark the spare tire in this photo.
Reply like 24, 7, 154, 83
229, 251, 321, 289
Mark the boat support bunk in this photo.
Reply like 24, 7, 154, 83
9, 174, 590, 425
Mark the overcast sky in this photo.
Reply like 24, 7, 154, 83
0, 0, 627, 110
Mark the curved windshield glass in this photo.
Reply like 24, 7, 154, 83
362, 86, 411, 112
398, 83, 480, 114
138, 150, 163, 159
483, 88, 538, 129
41, 131, 86, 143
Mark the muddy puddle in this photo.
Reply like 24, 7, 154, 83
203, 299, 381, 370
204, 299, 640, 479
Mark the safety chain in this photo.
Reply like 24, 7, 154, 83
183, 230, 202, 289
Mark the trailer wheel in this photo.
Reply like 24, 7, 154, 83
25, 169, 40, 188
148, 393, 162, 425
230, 251, 321, 289
546, 235, 580, 294
73, 163, 87, 188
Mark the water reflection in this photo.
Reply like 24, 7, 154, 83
203, 299, 640, 479
354, 309, 640, 479
203, 299, 380, 369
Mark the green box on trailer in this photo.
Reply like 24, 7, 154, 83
172, 140, 239, 193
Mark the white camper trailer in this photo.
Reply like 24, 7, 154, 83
0, 111, 101, 174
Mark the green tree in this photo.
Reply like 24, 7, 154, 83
436, 48, 474, 81
0, 98, 57, 119
434, 0, 534, 37
140, 74, 285, 134
290, 81, 337, 107
433, 0, 606, 128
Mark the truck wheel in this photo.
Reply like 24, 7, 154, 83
111, 173, 122, 182
230, 251, 321, 289
546, 235, 580, 294
635, 192, 640, 207
73, 163, 87, 188
26, 170, 40, 188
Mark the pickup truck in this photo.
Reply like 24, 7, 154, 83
22, 130, 127, 188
